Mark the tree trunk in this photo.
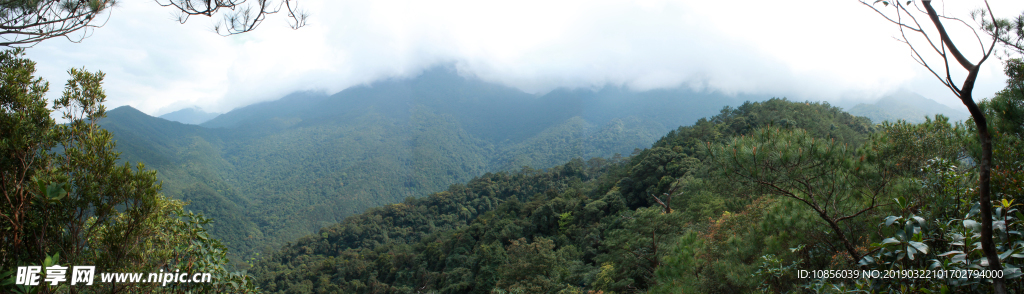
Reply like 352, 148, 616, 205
961, 92, 1005, 293
919, 1, 1005, 291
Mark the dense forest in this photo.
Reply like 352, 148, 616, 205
248, 78, 1024, 293
4, 0, 1023, 291
96, 67, 969, 268
97, 67, 756, 263
4, 45, 1020, 293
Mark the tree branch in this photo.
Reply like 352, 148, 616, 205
923, 0, 977, 70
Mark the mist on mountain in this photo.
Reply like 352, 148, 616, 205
158, 106, 222, 125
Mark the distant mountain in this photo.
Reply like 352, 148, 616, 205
101, 66, 757, 263
159, 106, 221, 125
846, 90, 970, 123
249, 98, 879, 294
202, 92, 330, 129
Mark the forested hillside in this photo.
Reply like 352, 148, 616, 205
8, 0, 1023, 292
249, 99, 856, 292
251, 94, 1024, 293
100, 67, 752, 263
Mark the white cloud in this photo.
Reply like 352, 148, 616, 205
23, 0, 1024, 115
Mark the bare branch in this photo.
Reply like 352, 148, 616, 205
155, 0, 306, 36
922, 0, 976, 70
898, 2, 947, 56
0, 0, 116, 47
0, 0, 307, 46
860, 1, 924, 33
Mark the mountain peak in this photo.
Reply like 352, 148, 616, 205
110, 105, 142, 113
846, 91, 969, 123
159, 106, 222, 125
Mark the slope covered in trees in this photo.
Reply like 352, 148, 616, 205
249, 98, 885, 293
253, 91, 1024, 292
99, 67, 753, 263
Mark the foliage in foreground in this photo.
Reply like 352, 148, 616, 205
0, 49, 255, 293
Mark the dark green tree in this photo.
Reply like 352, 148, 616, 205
0, 49, 255, 293
710, 127, 894, 264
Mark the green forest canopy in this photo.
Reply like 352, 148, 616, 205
249, 93, 1024, 293
6, 51, 1020, 293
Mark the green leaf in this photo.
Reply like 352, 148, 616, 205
963, 219, 982, 233
882, 237, 901, 245
938, 250, 963, 257
895, 196, 908, 210
1005, 268, 1023, 279
908, 241, 929, 254
45, 182, 66, 201
35, 180, 47, 198
952, 254, 967, 263
885, 215, 902, 226
911, 215, 925, 225
859, 255, 875, 266
968, 203, 981, 218
999, 248, 1016, 261
0, 269, 15, 286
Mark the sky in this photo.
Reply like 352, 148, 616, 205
21, 0, 1024, 116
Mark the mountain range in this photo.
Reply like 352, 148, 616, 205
100, 67, 754, 261
101, 67, 965, 263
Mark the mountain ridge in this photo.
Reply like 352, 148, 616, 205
101, 68, 746, 263
158, 106, 222, 125
845, 90, 970, 123
101, 67, 962, 265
